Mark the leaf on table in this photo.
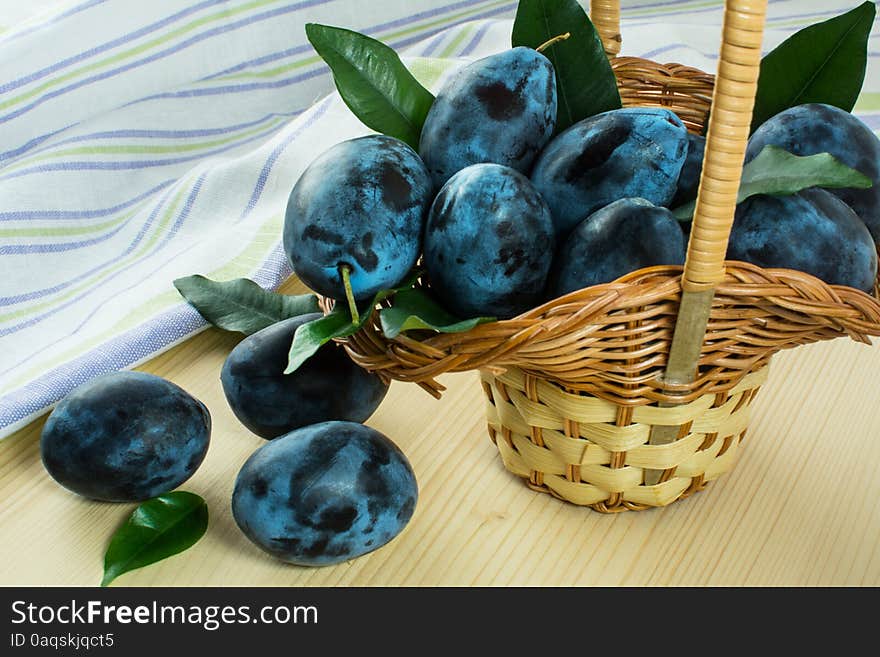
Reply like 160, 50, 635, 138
306, 23, 435, 150
750, 1, 875, 133
101, 492, 208, 587
671, 145, 873, 221
173, 275, 319, 335
379, 287, 494, 339
512, 0, 621, 133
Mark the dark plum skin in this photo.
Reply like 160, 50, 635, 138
530, 107, 689, 239
231, 421, 417, 566
671, 132, 705, 207
418, 47, 557, 190
745, 103, 880, 243
220, 314, 388, 439
548, 198, 686, 298
283, 135, 433, 302
423, 163, 554, 319
728, 188, 877, 292
40, 371, 211, 502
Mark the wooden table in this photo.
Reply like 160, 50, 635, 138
3, 276, 880, 587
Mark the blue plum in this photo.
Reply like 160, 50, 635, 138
418, 47, 557, 189
40, 371, 211, 502
221, 313, 388, 439
548, 198, 686, 298
231, 421, 417, 566
728, 188, 877, 292
422, 163, 554, 319
745, 103, 880, 243
671, 132, 706, 207
283, 135, 433, 302
530, 107, 689, 238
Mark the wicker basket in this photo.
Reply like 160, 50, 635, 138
332, 0, 880, 512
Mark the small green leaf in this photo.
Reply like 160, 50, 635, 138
379, 288, 495, 339
173, 275, 319, 335
284, 303, 362, 374
285, 271, 423, 374
512, 0, 621, 133
672, 145, 873, 220
751, 1, 875, 133
102, 492, 208, 587
306, 23, 435, 149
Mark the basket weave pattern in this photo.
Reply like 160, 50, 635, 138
329, 3, 880, 511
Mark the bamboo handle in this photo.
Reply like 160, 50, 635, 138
683, 0, 767, 291
644, 0, 767, 486
590, 0, 622, 56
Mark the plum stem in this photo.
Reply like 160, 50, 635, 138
339, 264, 360, 325
536, 32, 571, 53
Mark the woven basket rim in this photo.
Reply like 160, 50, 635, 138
322, 54, 880, 406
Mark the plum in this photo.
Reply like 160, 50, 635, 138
221, 313, 388, 439
671, 132, 706, 207
422, 163, 554, 319
530, 107, 689, 239
745, 103, 880, 243
231, 421, 417, 566
728, 188, 877, 292
419, 46, 556, 190
40, 371, 211, 502
283, 135, 433, 302
548, 198, 686, 298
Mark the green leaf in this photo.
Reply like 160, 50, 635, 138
285, 270, 423, 374
102, 492, 208, 587
173, 275, 319, 335
751, 1, 875, 133
284, 303, 362, 374
306, 23, 435, 149
672, 145, 873, 220
512, 0, 621, 133
379, 288, 495, 339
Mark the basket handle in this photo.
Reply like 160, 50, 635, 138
645, 0, 767, 483
590, 0, 622, 56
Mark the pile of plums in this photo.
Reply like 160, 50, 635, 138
285, 47, 880, 324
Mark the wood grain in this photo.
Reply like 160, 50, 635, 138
2, 277, 879, 586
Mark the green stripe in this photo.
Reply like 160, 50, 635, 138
0, 208, 139, 238
213, 0, 512, 82
438, 23, 475, 58
2, 212, 286, 394
0, 181, 192, 324
855, 92, 880, 111
0, 0, 285, 112
3, 115, 286, 174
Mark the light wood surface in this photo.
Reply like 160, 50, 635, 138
2, 276, 880, 587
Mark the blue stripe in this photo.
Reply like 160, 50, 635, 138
202, 0, 506, 80
0, 120, 287, 181
0, 0, 228, 94
0, 180, 173, 222
0, 0, 108, 45
0, 0, 334, 125
239, 96, 331, 219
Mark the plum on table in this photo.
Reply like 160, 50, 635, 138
220, 313, 388, 440
40, 371, 211, 502
231, 421, 417, 566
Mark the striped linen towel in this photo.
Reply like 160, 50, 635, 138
1, 0, 877, 439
